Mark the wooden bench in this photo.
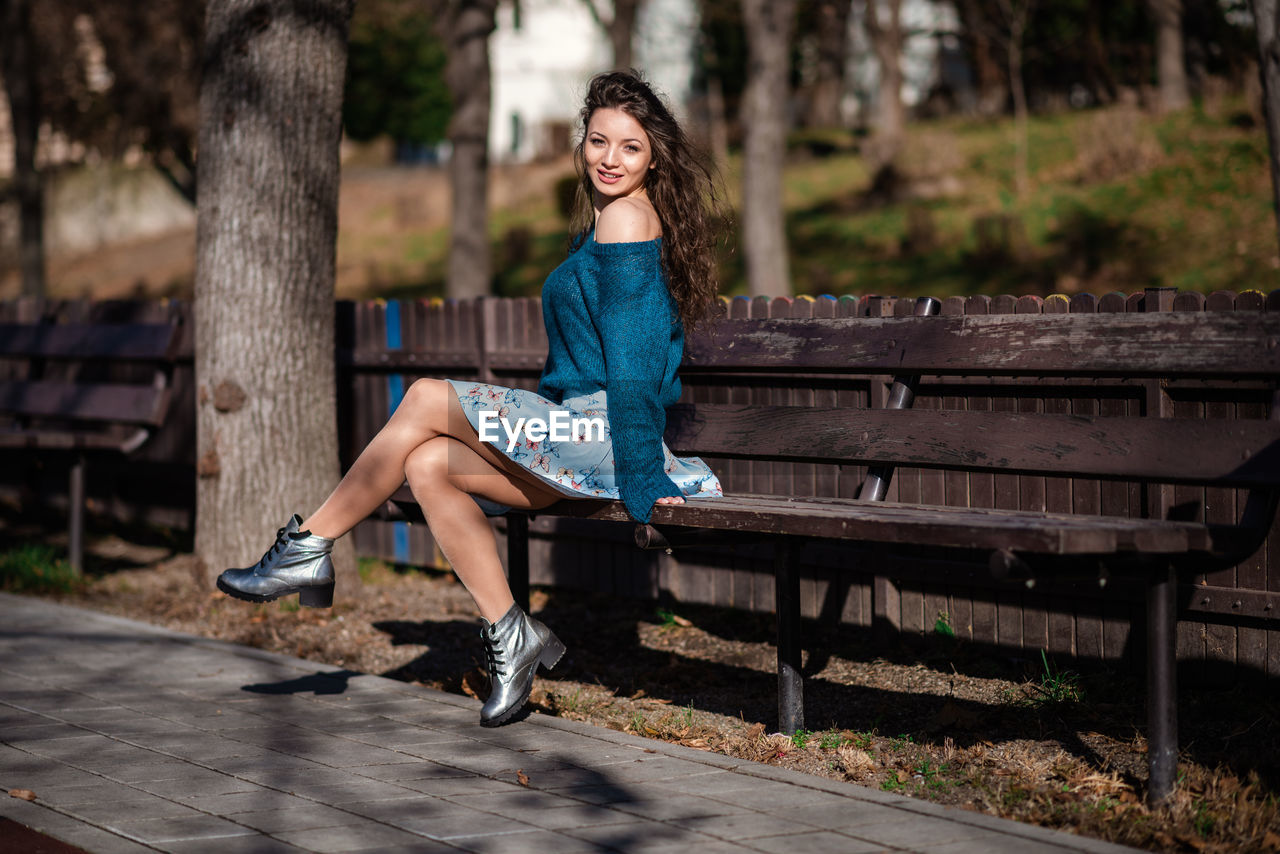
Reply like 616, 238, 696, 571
385, 290, 1280, 804
0, 318, 182, 572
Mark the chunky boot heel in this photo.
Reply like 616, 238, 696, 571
539, 634, 566, 670
216, 515, 336, 607
299, 582, 335, 608
479, 603, 567, 727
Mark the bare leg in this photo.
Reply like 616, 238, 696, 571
403, 436, 558, 622
301, 378, 560, 539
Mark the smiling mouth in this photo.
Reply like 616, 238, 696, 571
597, 170, 622, 183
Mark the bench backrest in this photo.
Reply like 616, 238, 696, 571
669, 311, 1280, 490
0, 321, 179, 431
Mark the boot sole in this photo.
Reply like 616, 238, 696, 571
216, 577, 335, 608
480, 633, 566, 728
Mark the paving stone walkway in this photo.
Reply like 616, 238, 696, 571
0, 593, 1141, 854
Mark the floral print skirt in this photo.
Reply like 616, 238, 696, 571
448, 379, 722, 514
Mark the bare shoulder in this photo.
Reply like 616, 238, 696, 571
595, 198, 662, 244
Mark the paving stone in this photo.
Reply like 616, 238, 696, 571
846, 819, 1010, 848
0, 594, 1145, 854
348, 760, 474, 783
389, 801, 538, 840
0, 761, 105, 789
229, 803, 363, 833
394, 775, 525, 797
172, 788, 314, 815
131, 771, 263, 798
288, 778, 421, 803
274, 820, 438, 853
62, 797, 207, 823
338, 795, 440, 823
747, 830, 890, 854
103, 759, 206, 784
927, 835, 1084, 854
604, 795, 754, 822
104, 814, 259, 843
29, 781, 149, 806
163, 834, 309, 854
446, 828, 611, 853
9, 818, 161, 854
760, 801, 916, 832
499, 802, 650, 832
560, 823, 738, 853
668, 811, 823, 841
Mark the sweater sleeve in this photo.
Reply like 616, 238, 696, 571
589, 240, 681, 523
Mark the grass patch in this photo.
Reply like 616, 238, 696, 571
0, 545, 81, 594
352, 102, 1272, 301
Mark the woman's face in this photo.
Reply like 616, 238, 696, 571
584, 107, 654, 204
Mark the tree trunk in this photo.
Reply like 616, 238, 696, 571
805, 0, 852, 128
1147, 0, 1190, 112
1, 0, 46, 298
957, 0, 1006, 116
194, 0, 355, 583
582, 0, 641, 70
612, 0, 639, 70
445, 0, 497, 300
865, 0, 905, 164
1255, 0, 1280, 254
740, 0, 796, 298
1007, 11, 1029, 197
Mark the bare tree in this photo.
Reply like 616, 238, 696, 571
581, 0, 643, 70
956, 0, 1006, 115
995, 0, 1033, 198
804, 0, 853, 128
444, 0, 498, 299
194, 0, 355, 582
1147, 0, 1191, 111
864, 0, 905, 162
1256, 0, 1280, 253
740, 0, 796, 298
1, 0, 46, 297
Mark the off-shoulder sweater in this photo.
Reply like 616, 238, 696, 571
537, 233, 683, 523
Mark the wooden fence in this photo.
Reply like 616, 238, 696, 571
2, 291, 1278, 681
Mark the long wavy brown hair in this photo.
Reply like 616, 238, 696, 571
569, 70, 726, 328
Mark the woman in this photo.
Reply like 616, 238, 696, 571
217, 70, 724, 728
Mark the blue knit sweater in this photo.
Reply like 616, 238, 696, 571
537, 233, 684, 523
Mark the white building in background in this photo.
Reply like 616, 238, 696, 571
488, 0, 698, 163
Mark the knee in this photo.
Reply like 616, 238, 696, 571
399, 377, 449, 419
404, 437, 452, 489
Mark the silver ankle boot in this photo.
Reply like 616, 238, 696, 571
216, 515, 335, 608
479, 603, 566, 727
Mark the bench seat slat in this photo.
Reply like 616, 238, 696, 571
0, 430, 145, 451
685, 313, 1280, 377
0, 381, 170, 426
0, 323, 177, 360
665, 405, 1280, 488
511, 494, 1207, 555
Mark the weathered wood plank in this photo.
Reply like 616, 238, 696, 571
663, 405, 1280, 487
0, 381, 169, 425
684, 312, 1280, 377
0, 323, 178, 360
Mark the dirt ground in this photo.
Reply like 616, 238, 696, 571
3, 510, 1277, 854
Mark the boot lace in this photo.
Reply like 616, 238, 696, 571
483, 626, 507, 678
254, 526, 289, 572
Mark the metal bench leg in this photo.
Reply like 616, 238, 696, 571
1146, 563, 1177, 806
507, 513, 530, 613
68, 456, 85, 576
775, 538, 804, 734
